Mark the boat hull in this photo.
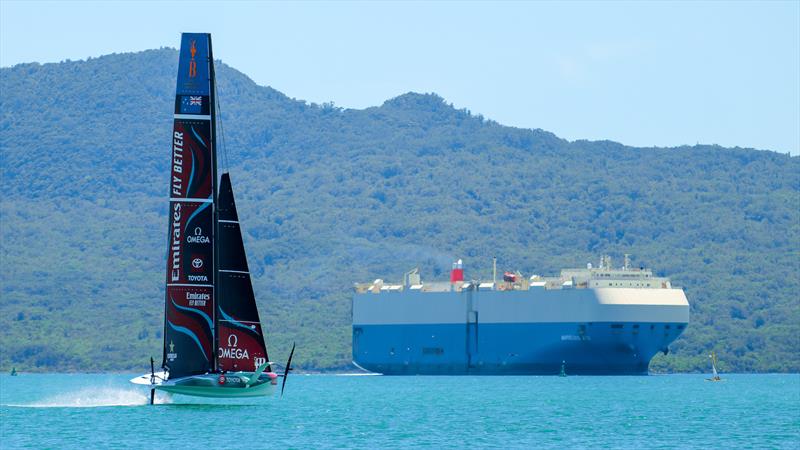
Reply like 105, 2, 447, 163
353, 287, 690, 375
155, 381, 275, 398
353, 321, 685, 375
131, 372, 277, 398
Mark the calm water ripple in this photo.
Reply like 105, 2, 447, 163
1, 373, 798, 449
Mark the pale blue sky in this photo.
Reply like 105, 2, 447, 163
2, 1, 798, 154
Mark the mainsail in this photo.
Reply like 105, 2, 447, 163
162, 33, 217, 378
710, 352, 720, 378
216, 173, 270, 372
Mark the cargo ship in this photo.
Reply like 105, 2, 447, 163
352, 255, 689, 375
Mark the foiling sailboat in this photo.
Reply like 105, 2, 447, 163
130, 33, 293, 403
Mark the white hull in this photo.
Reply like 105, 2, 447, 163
130, 371, 169, 386
354, 287, 690, 326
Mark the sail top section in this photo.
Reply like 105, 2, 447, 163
176, 33, 211, 97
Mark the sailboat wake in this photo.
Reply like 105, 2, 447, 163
12, 388, 173, 408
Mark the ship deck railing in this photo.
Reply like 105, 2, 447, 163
354, 277, 673, 294
354, 278, 571, 294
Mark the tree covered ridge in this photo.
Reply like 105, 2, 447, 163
1, 49, 798, 373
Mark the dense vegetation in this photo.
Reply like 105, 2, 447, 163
1, 49, 798, 373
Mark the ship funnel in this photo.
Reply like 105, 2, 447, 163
450, 259, 464, 283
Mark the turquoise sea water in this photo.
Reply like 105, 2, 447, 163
1, 373, 798, 448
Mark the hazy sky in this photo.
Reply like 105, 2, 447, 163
2, 1, 798, 154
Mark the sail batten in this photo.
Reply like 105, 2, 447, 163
170, 197, 213, 203
174, 114, 211, 120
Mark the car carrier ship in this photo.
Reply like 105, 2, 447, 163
352, 255, 689, 375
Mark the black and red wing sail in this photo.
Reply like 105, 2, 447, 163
162, 33, 217, 378
216, 173, 270, 372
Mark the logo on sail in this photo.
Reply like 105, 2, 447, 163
167, 340, 178, 361
186, 227, 209, 244
180, 95, 204, 114
170, 202, 182, 282
186, 291, 209, 307
171, 131, 184, 194
188, 40, 197, 78
219, 332, 250, 360
191, 256, 204, 270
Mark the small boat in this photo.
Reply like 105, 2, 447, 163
130, 33, 293, 404
706, 352, 722, 382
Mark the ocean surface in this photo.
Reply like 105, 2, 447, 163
1, 373, 798, 449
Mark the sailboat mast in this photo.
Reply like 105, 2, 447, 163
208, 35, 219, 373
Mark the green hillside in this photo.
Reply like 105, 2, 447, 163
1, 49, 798, 373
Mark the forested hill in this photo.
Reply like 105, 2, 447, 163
1, 49, 798, 373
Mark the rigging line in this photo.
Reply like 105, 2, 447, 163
213, 71, 231, 172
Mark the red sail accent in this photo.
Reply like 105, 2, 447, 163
170, 120, 212, 200
164, 286, 214, 363
217, 322, 268, 372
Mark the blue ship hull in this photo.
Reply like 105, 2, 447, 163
353, 321, 686, 375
